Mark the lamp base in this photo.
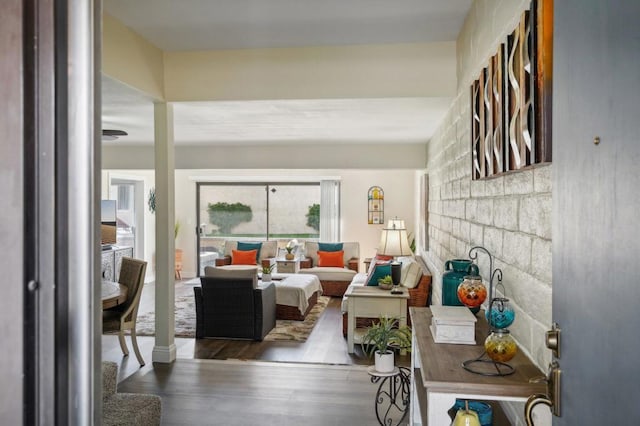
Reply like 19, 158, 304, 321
390, 262, 402, 286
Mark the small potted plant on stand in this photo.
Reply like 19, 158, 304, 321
361, 316, 412, 373
261, 263, 275, 282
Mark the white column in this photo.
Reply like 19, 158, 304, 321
152, 102, 177, 363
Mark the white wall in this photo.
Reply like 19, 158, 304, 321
102, 143, 427, 170
164, 42, 456, 101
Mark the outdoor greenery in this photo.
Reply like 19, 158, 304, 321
306, 203, 320, 231
360, 316, 412, 357
207, 202, 253, 234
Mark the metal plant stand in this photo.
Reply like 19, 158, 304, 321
367, 366, 411, 426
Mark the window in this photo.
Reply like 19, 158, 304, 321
197, 182, 332, 256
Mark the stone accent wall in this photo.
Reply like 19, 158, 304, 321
421, 0, 552, 373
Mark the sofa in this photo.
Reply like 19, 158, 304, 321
214, 240, 277, 269
194, 267, 276, 340
299, 241, 360, 297
341, 255, 432, 335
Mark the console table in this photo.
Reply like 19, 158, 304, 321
409, 307, 546, 425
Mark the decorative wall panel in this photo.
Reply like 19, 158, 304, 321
471, 0, 552, 180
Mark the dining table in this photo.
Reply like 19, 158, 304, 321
101, 280, 127, 309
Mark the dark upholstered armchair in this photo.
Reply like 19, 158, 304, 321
194, 267, 276, 341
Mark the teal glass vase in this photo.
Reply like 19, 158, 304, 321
442, 259, 480, 314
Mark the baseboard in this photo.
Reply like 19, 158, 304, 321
152, 344, 177, 363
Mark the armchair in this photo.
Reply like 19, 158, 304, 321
194, 267, 276, 340
299, 242, 360, 297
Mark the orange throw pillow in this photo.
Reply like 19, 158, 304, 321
231, 249, 258, 265
317, 250, 344, 267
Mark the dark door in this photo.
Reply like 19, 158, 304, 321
553, 0, 640, 423
0, 0, 101, 424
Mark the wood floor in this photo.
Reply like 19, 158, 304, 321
102, 279, 410, 382
103, 280, 413, 425
117, 359, 407, 426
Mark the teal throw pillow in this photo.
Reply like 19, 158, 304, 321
318, 242, 343, 252
366, 263, 392, 286
237, 241, 262, 263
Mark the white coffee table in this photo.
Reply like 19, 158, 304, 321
345, 285, 409, 354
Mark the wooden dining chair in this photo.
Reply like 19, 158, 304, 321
103, 257, 148, 366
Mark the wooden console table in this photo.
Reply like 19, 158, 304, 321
409, 307, 546, 425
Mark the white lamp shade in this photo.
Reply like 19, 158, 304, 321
378, 227, 412, 257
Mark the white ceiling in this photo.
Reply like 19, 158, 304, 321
103, 0, 473, 51
101, 0, 473, 146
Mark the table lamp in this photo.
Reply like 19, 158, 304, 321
377, 218, 412, 293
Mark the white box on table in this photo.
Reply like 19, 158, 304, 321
430, 305, 477, 345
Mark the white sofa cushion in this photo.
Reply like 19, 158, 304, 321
340, 273, 368, 312
299, 266, 357, 282
396, 256, 416, 284
402, 261, 422, 289
304, 242, 359, 267
223, 240, 277, 262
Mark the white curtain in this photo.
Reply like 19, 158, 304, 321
319, 180, 340, 242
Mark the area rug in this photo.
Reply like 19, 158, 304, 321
132, 292, 330, 342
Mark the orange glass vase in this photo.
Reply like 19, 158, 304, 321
457, 275, 487, 308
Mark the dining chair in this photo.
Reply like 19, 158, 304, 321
103, 257, 148, 366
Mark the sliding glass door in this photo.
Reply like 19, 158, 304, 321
196, 182, 321, 274
267, 184, 320, 239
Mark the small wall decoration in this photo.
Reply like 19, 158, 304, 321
367, 186, 384, 225
471, 0, 552, 180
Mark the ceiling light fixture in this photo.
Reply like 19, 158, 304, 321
102, 129, 128, 141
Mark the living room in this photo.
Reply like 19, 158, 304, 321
4, 0, 635, 424
98, 1, 550, 424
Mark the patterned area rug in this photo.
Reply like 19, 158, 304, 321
132, 289, 329, 342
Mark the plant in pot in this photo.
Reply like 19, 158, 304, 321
261, 263, 275, 282
361, 316, 412, 373
285, 239, 298, 260
377, 274, 394, 290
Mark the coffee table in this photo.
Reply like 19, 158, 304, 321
345, 285, 409, 354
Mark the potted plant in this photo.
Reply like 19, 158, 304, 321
285, 239, 298, 260
361, 316, 412, 373
261, 263, 275, 282
174, 220, 183, 280
377, 274, 394, 290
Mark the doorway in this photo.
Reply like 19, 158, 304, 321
109, 176, 146, 260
